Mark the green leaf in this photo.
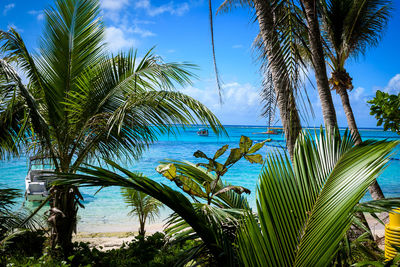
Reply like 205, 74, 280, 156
224, 148, 242, 166
193, 150, 210, 160
178, 176, 207, 198
214, 144, 229, 159
239, 136, 252, 153
156, 163, 177, 180
248, 141, 266, 154
244, 154, 264, 164
212, 186, 251, 197
236, 130, 398, 266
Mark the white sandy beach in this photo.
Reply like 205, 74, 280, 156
73, 214, 388, 251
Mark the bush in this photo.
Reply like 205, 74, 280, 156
5, 232, 199, 267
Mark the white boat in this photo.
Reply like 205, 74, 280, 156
197, 128, 209, 136
25, 156, 54, 201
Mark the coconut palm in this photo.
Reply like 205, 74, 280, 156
300, 0, 338, 129
236, 130, 398, 266
321, 0, 392, 142
320, 0, 392, 199
121, 188, 163, 236
218, 1, 303, 159
0, 0, 224, 255
217, 0, 340, 157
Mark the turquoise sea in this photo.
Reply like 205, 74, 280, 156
1, 126, 399, 232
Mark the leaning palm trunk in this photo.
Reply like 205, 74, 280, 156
301, 0, 337, 129
337, 86, 385, 200
337, 87, 362, 145
253, 0, 302, 159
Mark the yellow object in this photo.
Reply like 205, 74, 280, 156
385, 208, 400, 260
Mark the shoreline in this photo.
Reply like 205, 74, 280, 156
74, 213, 387, 251
73, 222, 166, 251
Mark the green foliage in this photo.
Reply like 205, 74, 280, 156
156, 136, 264, 205
5, 232, 200, 267
368, 90, 400, 134
52, 136, 265, 265
0, 188, 44, 244
0, 0, 224, 253
121, 188, 163, 236
321, 0, 392, 72
236, 130, 398, 266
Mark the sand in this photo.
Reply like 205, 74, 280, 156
73, 213, 389, 251
73, 222, 165, 251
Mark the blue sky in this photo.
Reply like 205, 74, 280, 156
1, 0, 400, 127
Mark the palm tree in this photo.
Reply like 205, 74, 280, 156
320, 0, 392, 200
0, 0, 224, 255
300, 0, 338, 129
121, 188, 163, 236
218, 0, 303, 159
236, 130, 398, 266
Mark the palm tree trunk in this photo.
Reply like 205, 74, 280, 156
337, 88, 362, 144
337, 87, 385, 200
253, 0, 302, 159
49, 185, 78, 257
139, 220, 146, 236
301, 0, 337, 129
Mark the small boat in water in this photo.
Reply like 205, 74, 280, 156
197, 128, 209, 136
25, 156, 54, 201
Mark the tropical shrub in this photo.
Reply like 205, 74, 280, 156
236, 130, 398, 266
5, 232, 200, 267
368, 90, 400, 134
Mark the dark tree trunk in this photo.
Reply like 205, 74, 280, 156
301, 0, 337, 129
337, 87, 385, 200
139, 220, 146, 236
253, 0, 302, 159
49, 185, 79, 257
337, 87, 362, 145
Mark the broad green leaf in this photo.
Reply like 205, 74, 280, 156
178, 176, 207, 198
156, 163, 177, 180
213, 186, 251, 197
239, 136, 252, 153
244, 154, 264, 164
193, 150, 209, 159
224, 148, 242, 166
248, 141, 266, 154
214, 144, 229, 159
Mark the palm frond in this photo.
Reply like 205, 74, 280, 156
236, 130, 398, 266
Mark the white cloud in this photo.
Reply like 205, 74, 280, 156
384, 74, 400, 94
350, 87, 365, 102
101, 0, 129, 11
135, 0, 190, 17
179, 81, 263, 125
3, 3, 15, 15
105, 27, 136, 52
28, 10, 44, 21
130, 26, 155, 38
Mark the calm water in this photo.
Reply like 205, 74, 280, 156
1, 126, 399, 232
